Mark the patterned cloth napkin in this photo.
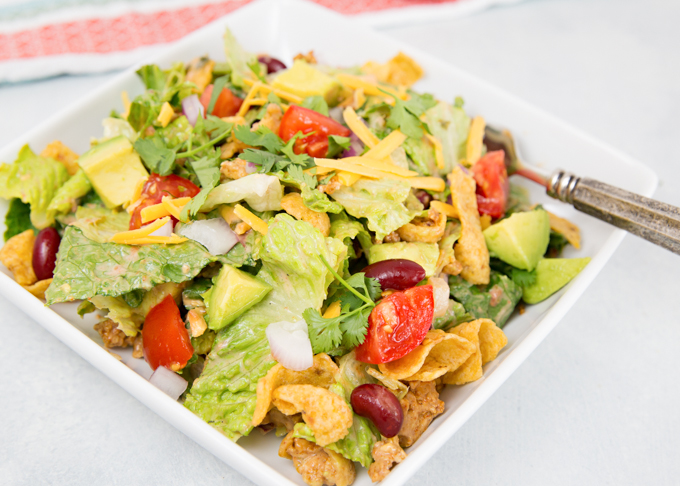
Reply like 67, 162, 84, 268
0, 0, 522, 83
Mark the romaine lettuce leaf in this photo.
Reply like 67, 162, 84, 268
47, 169, 92, 214
45, 226, 215, 304
69, 206, 131, 243
424, 101, 470, 174
101, 118, 138, 143
201, 174, 283, 212
0, 145, 70, 229
223, 28, 257, 89
329, 178, 414, 240
184, 214, 346, 441
90, 282, 184, 336
403, 136, 437, 176
449, 272, 522, 328
3, 199, 35, 241
291, 383, 380, 467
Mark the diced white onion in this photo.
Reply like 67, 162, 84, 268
176, 218, 239, 255
266, 319, 313, 371
182, 94, 204, 127
149, 366, 188, 400
148, 218, 173, 237
429, 277, 450, 318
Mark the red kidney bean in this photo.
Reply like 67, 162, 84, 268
257, 55, 286, 74
33, 227, 61, 280
362, 259, 426, 291
351, 384, 403, 438
415, 190, 432, 209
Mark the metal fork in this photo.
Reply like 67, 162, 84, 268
484, 126, 680, 255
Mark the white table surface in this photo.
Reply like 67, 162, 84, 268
2, 0, 679, 484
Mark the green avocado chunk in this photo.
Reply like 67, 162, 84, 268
206, 264, 272, 331
78, 135, 149, 208
522, 257, 590, 304
272, 60, 342, 104
367, 242, 439, 277
483, 209, 550, 271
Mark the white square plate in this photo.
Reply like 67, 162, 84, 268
0, 1, 657, 485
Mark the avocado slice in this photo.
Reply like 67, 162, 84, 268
367, 242, 439, 277
78, 135, 149, 208
206, 264, 272, 331
522, 257, 590, 304
272, 60, 342, 104
483, 209, 550, 271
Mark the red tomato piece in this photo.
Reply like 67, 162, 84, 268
355, 285, 434, 364
278, 105, 351, 158
200, 84, 244, 118
129, 174, 200, 230
142, 294, 194, 371
472, 150, 510, 219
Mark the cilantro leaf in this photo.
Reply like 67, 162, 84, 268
4, 198, 36, 241
301, 96, 329, 116
339, 305, 372, 349
241, 149, 286, 174
136, 64, 166, 92
327, 135, 351, 158
304, 308, 344, 354
234, 125, 284, 153
287, 165, 318, 190
134, 136, 176, 175
203, 115, 233, 135
181, 155, 221, 219
280, 133, 314, 168
382, 90, 437, 139
247, 59, 266, 83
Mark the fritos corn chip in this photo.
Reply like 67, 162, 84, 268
40, 141, 79, 176
448, 166, 490, 285
0, 229, 37, 285
252, 353, 338, 427
272, 384, 353, 446
442, 318, 507, 385
478, 319, 508, 364
547, 211, 581, 249
378, 330, 476, 382
22, 279, 53, 300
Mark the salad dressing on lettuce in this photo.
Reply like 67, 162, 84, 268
0, 28, 590, 485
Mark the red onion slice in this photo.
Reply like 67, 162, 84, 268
149, 366, 188, 400
148, 218, 173, 237
342, 132, 364, 158
265, 319, 313, 371
428, 277, 451, 318
176, 218, 238, 255
182, 94, 204, 127
245, 162, 258, 174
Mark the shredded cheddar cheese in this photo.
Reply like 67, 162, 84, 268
219, 205, 241, 225
336, 171, 362, 186
466, 116, 486, 166
425, 133, 445, 170
156, 102, 175, 128
408, 177, 446, 192
363, 130, 407, 161
111, 217, 170, 243
430, 201, 459, 219
342, 107, 380, 148
234, 204, 268, 235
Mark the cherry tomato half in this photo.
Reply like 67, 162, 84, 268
142, 294, 194, 371
355, 285, 434, 364
129, 174, 200, 230
200, 84, 244, 118
472, 150, 509, 219
278, 105, 351, 158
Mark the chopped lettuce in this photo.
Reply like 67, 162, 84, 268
448, 272, 523, 328
0, 145, 70, 229
46, 226, 216, 304
90, 282, 183, 336
432, 299, 473, 331
330, 215, 373, 256
424, 101, 470, 174
301, 185, 343, 214
184, 214, 346, 441
223, 28, 257, 89
201, 174, 283, 212
330, 178, 414, 240
69, 206, 131, 243
47, 169, 92, 214
291, 384, 380, 467
101, 117, 138, 142
403, 136, 437, 176
3, 199, 35, 241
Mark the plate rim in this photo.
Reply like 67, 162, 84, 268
0, 1, 659, 485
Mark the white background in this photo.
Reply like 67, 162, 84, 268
1, 0, 679, 484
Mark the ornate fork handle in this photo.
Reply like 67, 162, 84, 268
548, 171, 680, 254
